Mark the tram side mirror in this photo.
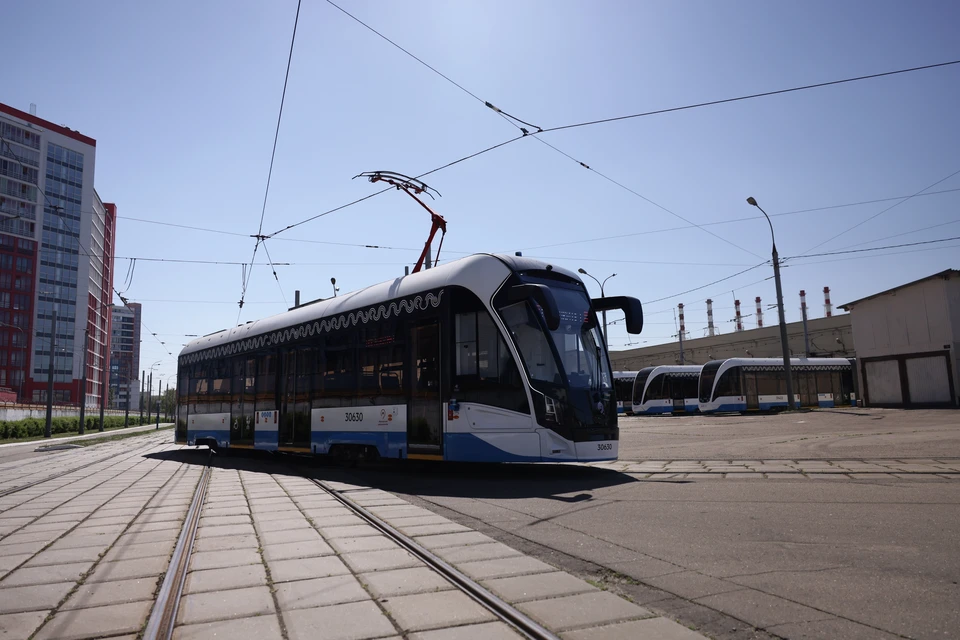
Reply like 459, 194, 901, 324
507, 284, 560, 331
592, 296, 644, 334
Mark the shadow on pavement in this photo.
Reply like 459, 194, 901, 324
143, 447, 665, 500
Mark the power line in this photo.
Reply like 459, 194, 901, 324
644, 262, 769, 305
783, 241, 960, 268
518, 187, 960, 252
324, 1, 762, 260
264, 134, 525, 238
240, 0, 303, 317
786, 235, 960, 260
539, 59, 960, 133
832, 218, 960, 251
529, 137, 764, 260
799, 168, 960, 255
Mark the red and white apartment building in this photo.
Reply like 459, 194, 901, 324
0, 101, 118, 408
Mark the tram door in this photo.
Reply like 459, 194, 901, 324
408, 321, 443, 458
280, 349, 311, 451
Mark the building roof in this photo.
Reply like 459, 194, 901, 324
0, 102, 96, 147
838, 269, 959, 310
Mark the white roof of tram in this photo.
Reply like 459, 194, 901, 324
179, 253, 581, 360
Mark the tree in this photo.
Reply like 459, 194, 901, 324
160, 388, 177, 419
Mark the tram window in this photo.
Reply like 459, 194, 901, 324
715, 368, 742, 397
359, 344, 404, 405
256, 353, 277, 412
211, 359, 230, 396
456, 312, 478, 377
244, 358, 256, 393
499, 301, 560, 386
756, 370, 780, 396
679, 375, 698, 399
318, 345, 357, 408
645, 375, 664, 400
635, 370, 652, 404
453, 307, 529, 414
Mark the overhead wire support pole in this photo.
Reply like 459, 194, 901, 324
354, 172, 447, 274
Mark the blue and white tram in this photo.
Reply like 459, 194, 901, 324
698, 358, 857, 413
176, 254, 643, 463
613, 371, 639, 414
631, 365, 702, 415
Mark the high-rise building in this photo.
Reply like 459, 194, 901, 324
0, 102, 116, 407
110, 302, 141, 409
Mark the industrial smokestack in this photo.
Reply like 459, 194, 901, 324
678, 303, 686, 339
734, 299, 743, 332
755, 296, 763, 328
823, 286, 832, 317
706, 299, 716, 337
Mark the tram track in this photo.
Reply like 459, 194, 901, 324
142, 450, 213, 640
307, 476, 563, 640
0, 450, 133, 499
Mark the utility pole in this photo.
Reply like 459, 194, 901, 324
98, 357, 106, 432
146, 371, 152, 423
78, 329, 89, 435
124, 371, 130, 428
139, 371, 145, 423
44, 309, 58, 438
156, 377, 161, 429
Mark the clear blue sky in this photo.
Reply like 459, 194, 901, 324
4, 0, 959, 382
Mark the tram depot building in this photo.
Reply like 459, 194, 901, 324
611, 269, 960, 409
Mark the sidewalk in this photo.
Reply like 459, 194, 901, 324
0, 422, 173, 449
174, 468, 709, 639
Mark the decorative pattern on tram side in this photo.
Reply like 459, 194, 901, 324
180, 290, 445, 365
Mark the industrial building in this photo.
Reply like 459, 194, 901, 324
840, 269, 958, 408
611, 290, 852, 370
0, 102, 117, 407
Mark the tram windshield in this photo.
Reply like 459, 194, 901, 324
499, 287, 611, 395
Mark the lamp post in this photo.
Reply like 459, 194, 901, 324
746, 197, 795, 409
577, 269, 616, 349
331, 277, 339, 297
147, 361, 161, 424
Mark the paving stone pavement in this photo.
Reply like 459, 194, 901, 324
171, 468, 708, 639
2, 434, 712, 639
0, 432, 197, 639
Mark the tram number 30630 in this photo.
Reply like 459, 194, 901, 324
345, 412, 364, 422
597, 443, 613, 451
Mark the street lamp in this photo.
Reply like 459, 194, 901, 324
577, 269, 616, 349
331, 277, 339, 297
147, 360, 161, 423
746, 196, 795, 410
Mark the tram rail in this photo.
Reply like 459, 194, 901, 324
0, 449, 154, 499
142, 450, 213, 640
307, 476, 562, 640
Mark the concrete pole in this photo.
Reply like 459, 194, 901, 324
139, 371, 145, 423
800, 290, 811, 357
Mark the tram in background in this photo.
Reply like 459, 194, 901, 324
698, 357, 857, 413
613, 371, 639, 414
631, 365, 702, 415
176, 254, 643, 463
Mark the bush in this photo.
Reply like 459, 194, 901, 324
0, 412, 162, 440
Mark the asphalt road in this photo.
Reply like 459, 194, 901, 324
326, 408, 960, 640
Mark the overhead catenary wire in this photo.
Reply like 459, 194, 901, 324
239, 0, 303, 318
517, 187, 960, 252
539, 60, 960, 133
799, 168, 960, 256
248, 58, 960, 244
786, 235, 960, 260
831, 218, 960, 251
323, 1, 762, 260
